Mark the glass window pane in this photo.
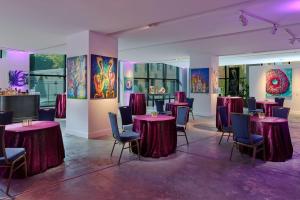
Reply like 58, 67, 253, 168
166, 65, 177, 79
218, 79, 226, 96
165, 80, 177, 95
218, 66, 225, 78
133, 79, 148, 93
30, 54, 66, 75
149, 63, 163, 78
134, 64, 147, 78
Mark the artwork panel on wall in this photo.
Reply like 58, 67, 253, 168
67, 55, 87, 99
190, 68, 209, 93
266, 68, 292, 97
8, 70, 29, 91
124, 77, 133, 91
90, 54, 118, 99
212, 68, 219, 93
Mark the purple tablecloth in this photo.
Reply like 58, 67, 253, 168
129, 93, 146, 115
175, 91, 187, 103
247, 116, 293, 162
132, 115, 177, 158
256, 101, 279, 117
216, 97, 244, 130
55, 94, 66, 118
1, 121, 65, 177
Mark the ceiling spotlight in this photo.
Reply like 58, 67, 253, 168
271, 24, 278, 35
289, 37, 296, 45
239, 11, 248, 26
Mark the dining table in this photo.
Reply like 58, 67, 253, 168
55, 93, 66, 118
132, 115, 177, 158
256, 100, 279, 117
174, 91, 187, 103
1, 121, 65, 177
129, 93, 147, 115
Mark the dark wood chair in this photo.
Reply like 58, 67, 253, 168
0, 111, 13, 125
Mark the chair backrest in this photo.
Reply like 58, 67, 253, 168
248, 98, 257, 111
176, 106, 189, 126
119, 106, 133, 126
275, 97, 285, 107
0, 111, 13, 125
186, 98, 194, 109
108, 112, 121, 141
0, 125, 6, 159
218, 106, 228, 128
38, 108, 55, 121
272, 107, 290, 119
231, 113, 250, 142
155, 100, 165, 113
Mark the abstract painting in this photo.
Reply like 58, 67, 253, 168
91, 54, 118, 99
9, 70, 29, 91
191, 68, 209, 93
67, 55, 87, 99
124, 77, 133, 91
266, 68, 292, 97
212, 68, 219, 93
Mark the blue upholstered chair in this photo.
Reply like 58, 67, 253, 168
119, 106, 133, 132
218, 106, 232, 144
275, 97, 285, 107
272, 107, 290, 119
186, 98, 195, 120
155, 100, 171, 115
230, 113, 265, 166
0, 111, 13, 125
108, 112, 140, 165
248, 98, 263, 114
38, 108, 55, 121
0, 125, 27, 194
176, 106, 190, 145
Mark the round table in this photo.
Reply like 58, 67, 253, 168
55, 94, 66, 118
216, 96, 244, 130
166, 102, 189, 119
249, 116, 293, 162
1, 121, 65, 177
129, 93, 146, 115
175, 91, 187, 103
132, 115, 177, 158
256, 101, 279, 117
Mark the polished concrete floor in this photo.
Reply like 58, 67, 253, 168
1, 115, 300, 200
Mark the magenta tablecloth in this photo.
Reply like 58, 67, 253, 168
246, 117, 293, 162
133, 115, 177, 158
129, 93, 146, 115
1, 121, 65, 177
256, 101, 279, 117
175, 91, 187, 103
216, 97, 244, 130
55, 94, 66, 118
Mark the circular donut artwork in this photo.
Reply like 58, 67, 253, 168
266, 69, 290, 96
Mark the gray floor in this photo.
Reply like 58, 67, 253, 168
1, 115, 300, 200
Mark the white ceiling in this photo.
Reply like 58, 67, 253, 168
1, 0, 300, 63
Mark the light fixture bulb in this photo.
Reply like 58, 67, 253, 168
239, 12, 248, 26
271, 24, 278, 35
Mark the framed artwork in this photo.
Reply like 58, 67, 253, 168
266, 68, 292, 97
90, 54, 118, 99
124, 77, 133, 91
228, 67, 240, 96
212, 69, 219, 93
190, 68, 209, 93
67, 55, 87, 99
9, 70, 29, 90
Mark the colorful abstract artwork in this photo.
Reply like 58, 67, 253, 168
91, 54, 117, 99
9, 70, 29, 91
191, 68, 209, 93
212, 69, 219, 93
124, 77, 133, 91
67, 55, 87, 99
266, 68, 292, 97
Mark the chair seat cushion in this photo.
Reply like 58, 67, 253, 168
123, 124, 133, 132
0, 148, 26, 164
236, 134, 264, 144
120, 131, 140, 142
176, 126, 185, 132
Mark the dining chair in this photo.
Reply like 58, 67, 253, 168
218, 106, 232, 144
186, 98, 195, 120
230, 113, 265, 166
119, 106, 133, 132
155, 100, 171, 115
0, 111, 13, 125
272, 107, 290, 119
108, 112, 140, 165
176, 106, 190, 145
248, 98, 263, 114
38, 108, 55, 121
0, 125, 27, 194
275, 97, 285, 107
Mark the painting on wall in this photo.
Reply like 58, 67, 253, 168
190, 68, 209, 93
9, 70, 29, 91
228, 67, 240, 96
67, 55, 87, 99
124, 77, 133, 91
90, 54, 118, 99
212, 68, 219, 93
266, 68, 292, 97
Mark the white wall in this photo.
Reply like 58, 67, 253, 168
249, 63, 300, 114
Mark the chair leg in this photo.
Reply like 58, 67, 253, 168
263, 143, 266, 161
191, 111, 194, 120
184, 130, 189, 145
129, 142, 132, 153
218, 132, 224, 144
136, 140, 140, 160
252, 146, 257, 166
24, 156, 28, 177
118, 143, 125, 165
6, 163, 15, 195
110, 140, 117, 157
227, 133, 231, 142
229, 143, 235, 161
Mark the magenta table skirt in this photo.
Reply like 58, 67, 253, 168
241, 117, 293, 162
132, 115, 177, 158
1, 121, 65, 177
216, 97, 244, 130
55, 94, 66, 118
129, 93, 146, 115
256, 101, 279, 117
175, 91, 187, 103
